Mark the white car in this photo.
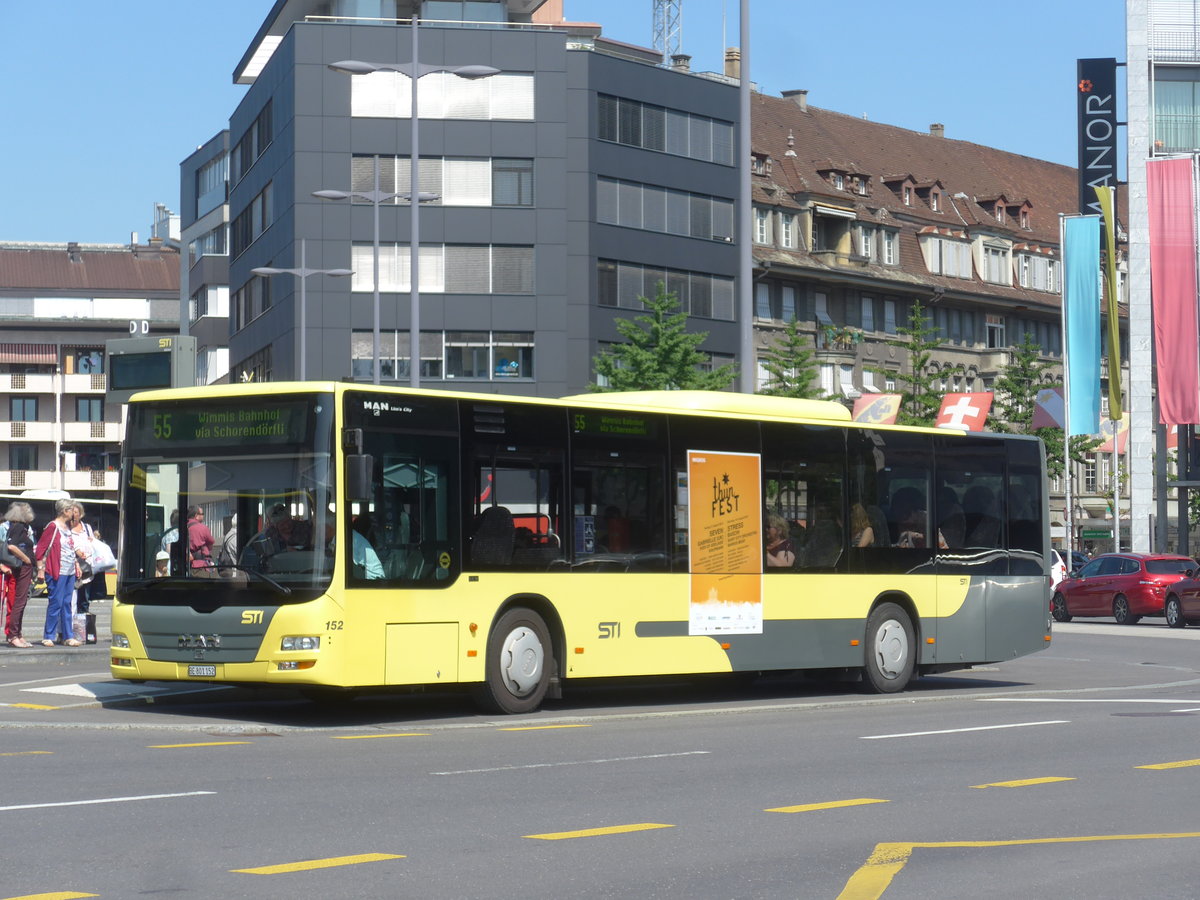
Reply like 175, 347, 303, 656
1050, 549, 1068, 590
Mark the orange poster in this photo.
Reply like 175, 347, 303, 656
687, 450, 762, 635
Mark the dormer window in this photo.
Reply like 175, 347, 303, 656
1020, 209, 1030, 229
903, 186, 912, 205
930, 191, 941, 212
852, 176, 868, 196
752, 154, 767, 175
995, 204, 1005, 224
832, 173, 845, 190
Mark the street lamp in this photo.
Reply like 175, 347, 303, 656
329, 16, 499, 388
251, 239, 353, 381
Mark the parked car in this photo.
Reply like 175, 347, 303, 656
1164, 575, 1200, 628
1050, 549, 1068, 591
1070, 550, 1089, 572
1051, 553, 1197, 625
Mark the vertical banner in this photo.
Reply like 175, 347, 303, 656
1095, 185, 1122, 419
1076, 58, 1118, 216
1063, 215, 1102, 436
687, 450, 762, 635
1147, 156, 1200, 424
1031, 386, 1066, 430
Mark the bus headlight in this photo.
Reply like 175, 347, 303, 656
281, 636, 320, 652
112, 633, 130, 649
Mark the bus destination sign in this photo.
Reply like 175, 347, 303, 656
572, 411, 654, 438
137, 402, 311, 449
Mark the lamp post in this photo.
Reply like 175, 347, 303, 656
329, 17, 499, 388
251, 239, 353, 381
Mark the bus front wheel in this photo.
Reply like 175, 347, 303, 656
862, 602, 915, 694
473, 607, 554, 714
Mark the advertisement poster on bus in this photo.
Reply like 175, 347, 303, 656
686, 450, 763, 635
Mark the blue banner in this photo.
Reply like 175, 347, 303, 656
1064, 215, 1101, 436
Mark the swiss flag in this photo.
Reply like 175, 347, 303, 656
936, 392, 993, 431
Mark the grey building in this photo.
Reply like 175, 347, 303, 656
217, 0, 740, 395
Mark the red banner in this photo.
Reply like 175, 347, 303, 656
852, 394, 901, 424
1147, 157, 1200, 424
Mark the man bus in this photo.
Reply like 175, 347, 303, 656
111, 383, 1051, 713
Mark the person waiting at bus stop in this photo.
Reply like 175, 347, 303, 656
33, 498, 81, 647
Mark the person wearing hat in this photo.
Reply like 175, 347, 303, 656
155, 550, 170, 578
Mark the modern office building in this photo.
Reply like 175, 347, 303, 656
0, 239, 180, 501
219, 0, 740, 394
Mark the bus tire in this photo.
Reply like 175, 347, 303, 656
862, 602, 915, 694
473, 607, 553, 715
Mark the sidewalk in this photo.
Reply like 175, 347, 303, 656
1, 591, 112, 665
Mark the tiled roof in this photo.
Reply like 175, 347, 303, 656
0, 243, 179, 295
749, 93, 1124, 313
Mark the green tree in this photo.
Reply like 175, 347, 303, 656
991, 330, 1099, 479
591, 283, 737, 392
757, 319, 822, 398
870, 298, 959, 426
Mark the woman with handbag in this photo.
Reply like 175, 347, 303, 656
2, 501, 35, 648
33, 498, 81, 647
68, 502, 97, 618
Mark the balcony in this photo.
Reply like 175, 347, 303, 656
0, 373, 54, 393
5, 421, 54, 442
62, 470, 118, 493
63, 373, 106, 393
62, 421, 122, 443
0, 470, 55, 491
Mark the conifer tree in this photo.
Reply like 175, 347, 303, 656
757, 319, 822, 398
869, 297, 959, 426
591, 283, 738, 392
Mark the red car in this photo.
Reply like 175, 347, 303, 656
1164, 575, 1200, 628
1051, 553, 1197, 625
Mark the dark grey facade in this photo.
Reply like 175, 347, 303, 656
221, 9, 740, 394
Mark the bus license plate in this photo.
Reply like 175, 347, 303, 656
188, 665, 216, 677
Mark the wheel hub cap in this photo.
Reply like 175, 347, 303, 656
874, 620, 909, 680
500, 626, 543, 696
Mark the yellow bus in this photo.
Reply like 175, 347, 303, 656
111, 383, 1051, 713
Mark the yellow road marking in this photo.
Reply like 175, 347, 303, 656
499, 724, 592, 731
525, 823, 674, 840
5, 703, 60, 710
232, 853, 404, 874
1137, 758, 1200, 769
333, 733, 429, 740
971, 777, 1074, 789
147, 741, 253, 749
3, 893, 98, 899
0, 751, 52, 757
837, 832, 1200, 900
766, 798, 889, 814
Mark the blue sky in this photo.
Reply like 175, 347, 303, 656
0, 0, 1125, 245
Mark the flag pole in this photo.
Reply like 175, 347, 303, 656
1061, 213, 1075, 561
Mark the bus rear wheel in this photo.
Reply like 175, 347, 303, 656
473, 607, 554, 714
862, 602, 915, 694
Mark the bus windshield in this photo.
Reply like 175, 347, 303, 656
119, 393, 336, 601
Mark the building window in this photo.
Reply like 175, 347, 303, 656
755, 282, 771, 319
858, 225, 875, 259
814, 292, 832, 326
230, 182, 273, 258
919, 236, 971, 279
984, 245, 1011, 285
986, 314, 1006, 349
352, 243, 534, 294
10, 397, 37, 421
780, 285, 797, 321
884, 372, 897, 392
9, 446, 37, 471
883, 299, 897, 334
1084, 456, 1098, 493
883, 230, 897, 265
230, 101, 272, 185
351, 329, 532, 381
779, 213, 796, 248
1020, 209, 1030, 229
196, 152, 229, 215
231, 275, 271, 333
597, 259, 734, 320
598, 94, 734, 165
188, 225, 228, 266
754, 208, 771, 244
903, 186, 912, 206
493, 158, 534, 206
353, 71, 535, 121
597, 178, 733, 241
930, 191, 940, 211
861, 296, 875, 332
76, 398, 103, 422
831, 173, 844, 190
352, 155, 535, 207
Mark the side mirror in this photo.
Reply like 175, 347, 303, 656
346, 454, 374, 501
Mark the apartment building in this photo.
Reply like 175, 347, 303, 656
218, 0, 739, 394
0, 240, 180, 500
745, 91, 1128, 549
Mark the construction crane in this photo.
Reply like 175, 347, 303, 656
652, 0, 681, 65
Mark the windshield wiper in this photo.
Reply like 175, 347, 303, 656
221, 564, 292, 594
